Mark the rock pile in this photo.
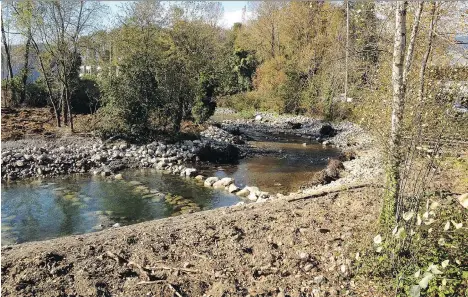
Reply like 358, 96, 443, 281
1, 136, 236, 180
200, 125, 245, 144
202, 177, 271, 202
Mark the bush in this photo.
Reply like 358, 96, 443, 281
217, 92, 262, 113
357, 194, 468, 297
25, 80, 49, 107
97, 53, 161, 141
191, 73, 217, 124
192, 98, 216, 124
72, 75, 101, 114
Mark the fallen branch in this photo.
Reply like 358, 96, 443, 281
167, 283, 183, 297
145, 265, 200, 274
136, 280, 166, 286
288, 183, 378, 202
105, 251, 153, 280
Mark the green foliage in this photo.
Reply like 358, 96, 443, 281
98, 52, 161, 141
192, 73, 217, 124
216, 23, 258, 96
72, 75, 101, 114
1, 77, 48, 107
24, 79, 49, 107
358, 196, 468, 297
192, 98, 216, 124
217, 92, 261, 113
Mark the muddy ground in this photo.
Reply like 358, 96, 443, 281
1, 186, 383, 297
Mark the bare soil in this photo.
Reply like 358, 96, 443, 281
1, 187, 384, 297
1, 107, 98, 141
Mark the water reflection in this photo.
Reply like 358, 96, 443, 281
204, 139, 339, 194
1, 137, 338, 245
1, 171, 240, 245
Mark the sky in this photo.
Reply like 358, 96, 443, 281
105, 1, 248, 28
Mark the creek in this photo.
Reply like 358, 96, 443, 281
1, 134, 339, 245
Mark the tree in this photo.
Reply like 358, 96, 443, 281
29, 0, 104, 130
11, 0, 34, 105
1, 3, 15, 106
382, 0, 408, 226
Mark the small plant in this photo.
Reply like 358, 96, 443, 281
358, 195, 467, 297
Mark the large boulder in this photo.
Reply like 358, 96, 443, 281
319, 124, 336, 137
286, 122, 302, 129
236, 187, 250, 197
228, 184, 240, 193
204, 177, 220, 187
197, 143, 240, 163
184, 168, 197, 177
212, 177, 234, 189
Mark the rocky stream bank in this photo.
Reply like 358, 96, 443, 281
2, 108, 378, 201
1, 109, 385, 296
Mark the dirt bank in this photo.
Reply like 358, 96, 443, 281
1, 186, 384, 297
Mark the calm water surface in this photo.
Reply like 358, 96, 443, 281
1, 170, 239, 245
1, 135, 339, 245
203, 133, 340, 193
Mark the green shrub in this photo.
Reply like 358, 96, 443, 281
192, 98, 216, 124
218, 92, 262, 113
72, 75, 101, 114
97, 52, 160, 141
239, 109, 255, 119
357, 195, 468, 297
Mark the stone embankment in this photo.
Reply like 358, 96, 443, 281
0, 136, 237, 181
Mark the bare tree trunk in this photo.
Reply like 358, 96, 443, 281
403, 1, 424, 84
403, 1, 438, 219
1, 14, 15, 106
417, 2, 437, 106
395, 1, 424, 217
382, 0, 407, 226
65, 86, 74, 132
61, 85, 68, 125
1, 16, 14, 80
20, 31, 32, 104
31, 38, 61, 127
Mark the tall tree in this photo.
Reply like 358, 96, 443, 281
1, 4, 15, 106
382, 0, 408, 226
31, 0, 104, 130
12, 0, 34, 104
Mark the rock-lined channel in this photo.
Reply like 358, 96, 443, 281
1, 134, 339, 246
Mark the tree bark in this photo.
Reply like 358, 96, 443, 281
1, 16, 14, 80
382, 0, 407, 226
344, 0, 349, 100
417, 2, 437, 106
61, 85, 68, 125
66, 88, 74, 132
20, 31, 32, 104
403, 1, 424, 85
31, 38, 61, 127
1, 13, 15, 106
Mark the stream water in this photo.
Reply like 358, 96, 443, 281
1, 135, 339, 245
